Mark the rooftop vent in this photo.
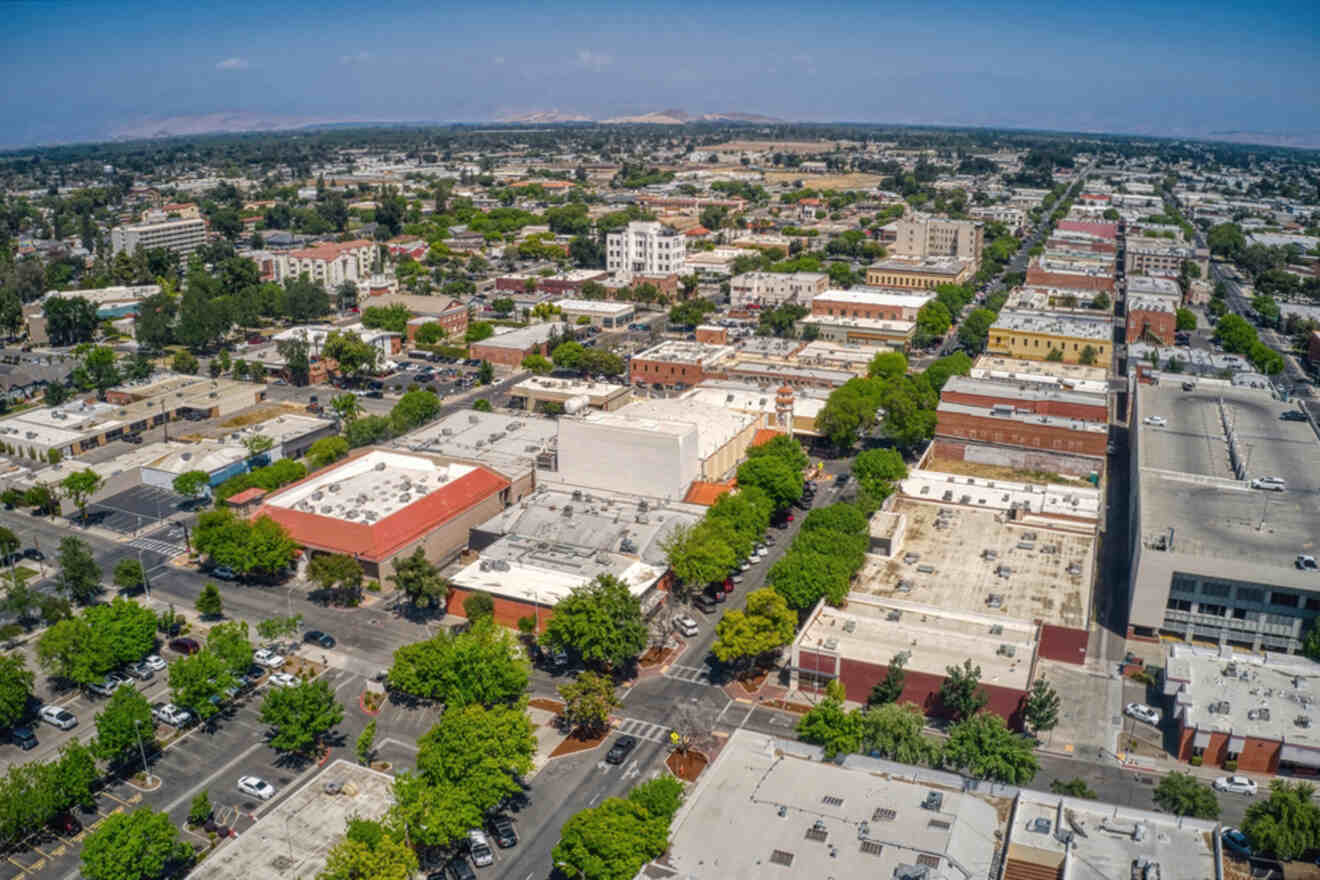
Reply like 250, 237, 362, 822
374, 461, 387, 471
887, 610, 902, 622
823, 638, 838, 651
921, 792, 943, 812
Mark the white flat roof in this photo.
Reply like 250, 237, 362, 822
553, 298, 633, 315
596, 398, 757, 461
813, 289, 934, 308
266, 449, 476, 522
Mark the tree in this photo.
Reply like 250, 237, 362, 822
957, 307, 997, 354
660, 521, 734, 592
387, 547, 448, 609
521, 353, 552, 375
1152, 771, 1220, 819
331, 392, 363, 424
867, 651, 909, 706
167, 650, 235, 722
60, 469, 103, 524
72, 346, 122, 398
767, 548, 854, 610
170, 350, 199, 375
57, 536, 100, 604
472, 398, 492, 412
38, 616, 114, 684
711, 588, 796, 675
939, 659, 988, 721
277, 337, 311, 386
735, 455, 803, 511
388, 389, 442, 435
85, 597, 157, 666
306, 435, 350, 469
195, 582, 223, 619
356, 719, 377, 765
171, 470, 209, 502
318, 825, 417, 880
943, 712, 1039, 783
0, 654, 33, 729
851, 448, 907, 502
1079, 344, 1099, 366
1243, 781, 1320, 861
52, 738, 100, 810
542, 574, 647, 670
464, 322, 494, 343
206, 620, 253, 676
257, 614, 303, 642
552, 794, 672, 880
1175, 308, 1197, 331
1051, 778, 1097, 799
1091, 291, 1111, 311
745, 433, 808, 472
188, 791, 211, 826
43, 296, 98, 346
309, 553, 364, 606
242, 434, 274, 459
558, 671, 620, 735
855, 700, 936, 764
323, 330, 379, 379
80, 807, 191, 880
92, 684, 153, 765
113, 558, 146, 593
1024, 678, 1060, 735
796, 685, 859, 759
462, 591, 494, 623
477, 359, 494, 385
387, 621, 528, 706
914, 300, 952, 346
193, 510, 297, 577
1215, 313, 1257, 353
868, 351, 909, 381
260, 678, 344, 755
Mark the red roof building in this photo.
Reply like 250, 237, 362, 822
252, 449, 510, 580
1055, 220, 1119, 241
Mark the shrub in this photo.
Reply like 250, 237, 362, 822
1189, 755, 1203, 766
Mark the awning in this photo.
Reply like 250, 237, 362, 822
1193, 730, 1211, 748
1280, 745, 1320, 769
1228, 736, 1245, 752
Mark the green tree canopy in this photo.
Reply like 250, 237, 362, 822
744, 433, 808, 472
735, 455, 803, 511
558, 671, 620, 735
306, 435, 350, 469
542, 574, 648, 670
1152, 771, 1221, 820
868, 350, 908, 380
660, 521, 735, 590
856, 700, 937, 764
1243, 781, 1320, 861
387, 547, 449, 609
796, 687, 859, 759
867, 651, 909, 706
57, 535, 101, 604
92, 684, 154, 766
206, 620, 253, 676
939, 659, 989, 721
712, 588, 797, 673
851, 447, 907, 501
387, 620, 528, 706
0, 654, 34, 729
80, 807, 191, 880
1024, 678, 1061, 734
942, 712, 1039, 784
552, 779, 680, 880
259, 678, 345, 755
317, 824, 418, 880
167, 650, 235, 722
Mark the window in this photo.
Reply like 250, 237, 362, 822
1266, 613, 1296, 627
872, 808, 897, 821
1203, 581, 1232, 599
1167, 598, 1191, 612
821, 796, 844, 807
860, 841, 885, 856
1171, 575, 1197, 595
917, 854, 943, 869
1271, 593, 1300, 608
1199, 604, 1226, 617
1236, 587, 1264, 603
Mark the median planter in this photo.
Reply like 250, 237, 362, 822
666, 749, 708, 782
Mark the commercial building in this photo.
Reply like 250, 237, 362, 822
969, 203, 1026, 232
270, 240, 375, 287
467, 322, 569, 368
684, 246, 744, 276
553, 298, 635, 329
728, 271, 829, 308
398, 410, 556, 494
605, 221, 687, 275
1124, 274, 1182, 303
1124, 238, 1209, 279
889, 214, 984, 265
558, 398, 760, 499
253, 449, 510, 580
971, 355, 1109, 392
1164, 644, 1320, 773
139, 439, 250, 491
658, 729, 1008, 880
797, 314, 915, 349
495, 269, 608, 296
940, 374, 1107, 422
363, 294, 470, 341
272, 322, 401, 362
681, 381, 829, 437
110, 215, 207, 257
507, 376, 632, 413
221, 413, 337, 462
934, 399, 1108, 461
1025, 257, 1115, 293
1003, 286, 1108, 314
987, 310, 1112, 364
1006, 788, 1219, 880
628, 339, 734, 387
452, 483, 704, 628
1125, 294, 1177, 345
811, 289, 934, 322
24, 284, 161, 345
1054, 220, 1119, 242
865, 257, 973, 290
1127, 381, 1320, 652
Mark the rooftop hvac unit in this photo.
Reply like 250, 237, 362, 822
843, 620, 856, 633
507, 422, 522, 431
887, 610, 902, 622
823, 638, 838, 651
997, 644, 1016, 658
990, 625, 1003, 635
441, 428, 453, 436
374, 461, 387, 470
635, 514, 649, 524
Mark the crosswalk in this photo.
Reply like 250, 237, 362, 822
127, 537, 187, 557
664, 663, 711, 684
615, 717, 671, 744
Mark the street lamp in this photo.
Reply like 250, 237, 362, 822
133, 719, 153, 784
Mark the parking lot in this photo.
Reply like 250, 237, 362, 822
83, 486, 187, 535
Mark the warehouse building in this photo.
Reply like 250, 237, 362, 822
397, 410, 557, 497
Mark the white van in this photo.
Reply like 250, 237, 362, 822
1250, 476, 1286, 492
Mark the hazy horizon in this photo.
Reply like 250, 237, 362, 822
4, 0, 1317, 150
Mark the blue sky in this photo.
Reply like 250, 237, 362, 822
3, 0, 1317, 148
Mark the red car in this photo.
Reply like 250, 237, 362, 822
51, 812, 82, 835
169, 637, 200, 655
722, 578, 735, 594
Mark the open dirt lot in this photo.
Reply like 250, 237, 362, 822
763, 171, 888, 189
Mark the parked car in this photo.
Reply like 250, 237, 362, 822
468, 829, 494, 867
211, 566, 238, 580
1298, 555, 1319, 571
107, 671, 132, 690
1142, 416, 1167, 427
1250, 476, 1286, 492
489, 815, 517, 848
1213, 775, 1258, 796
304, 630, 335, 649
692, 593, 718, 614
22, 548, 44, 561
85, 678, 117, 697
442, 856, 477, 880
203, 817, 231, 837
254, 648, 286, 669
1222, 827, 1252, 858
269, 672, 298, 688
673, 615, 699, 637
169, 637, 200, 655
237, 776, 276, 801
50, 812, 82, 835
1281, 410, 1307, 422
39, 705, 77, 730
143, 654, 167, 671
5, 725, 38, 749
152, 702, 192, 727
606, 734, 637, 765
125, 661, 154, 681
1124, 703, 1161, 726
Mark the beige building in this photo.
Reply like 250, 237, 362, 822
890, 214, 984, 265
865, 257, 973, 290
110, 215, 207, 257
728, 271, 829, 308
272, 239, 375, 287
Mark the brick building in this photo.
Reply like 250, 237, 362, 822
810, 288, 934, 322
495, 269, 608, 296
628, 340, 734, 387
1125, 294, 1177, 345
939, 375, 1108, 422
467, 322, 568, 368
1026, 257, 1115, 293
935, 400, 1108, 459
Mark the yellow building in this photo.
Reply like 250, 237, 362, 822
986, 310, 1113, 365
865, 257, 973, 290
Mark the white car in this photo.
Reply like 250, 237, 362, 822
672, 615, 699, 638
254, 649, 286, 669
236, 776, 276, 801
39, 705, 77, 731
143, 654, 167, 671
268, 672, 298, 688
1124, 702, 1161, 726
151, 702, 193, 727
1213, 775, 1258, 796
468, 829, 494, 867
1143, 416, 1168, 427
1250, 477, 1286, 492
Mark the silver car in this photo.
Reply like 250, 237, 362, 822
39, 705, 77, 731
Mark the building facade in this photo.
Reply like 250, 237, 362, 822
810, 289, 934, 322
987, 310, 1112, 364
728, 271, 828, 308
889, 214, 984, 265
864, 257, 973, 290
605, 221, 687, 275
273, 240, 374, 287
110, 216, 207, 257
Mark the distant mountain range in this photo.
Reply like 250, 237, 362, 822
500, 108, 785, 125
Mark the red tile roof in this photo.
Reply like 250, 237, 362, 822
684, 479, 736, 506
685, 226, 710, 236
289, 239, 373, 262
1056, 221, 1118, 241
224, 487, 267, 506
252, 463, 509, 562
749, 428, 782, 449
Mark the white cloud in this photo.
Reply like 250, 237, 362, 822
216, 57, 249, 71
575, 49, 613, 73
340, 51, 372, 64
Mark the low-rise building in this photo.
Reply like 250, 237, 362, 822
1125, 294, 1177, 345
220, 413, 337, 462
1026, 257, 1115, 293
360, 294, 468, 341
554, 298, 634, 329
253, 448, 511, 581
628, 339, 734, 387
681, 381, 829, 437
728, 271, 829, 308
467, 322, 569, 368
987, 310, 1112, 364
495, 269, 608, 296
507, 376, 631, 413
889, 213, 984, 265
811, 288, 934, 322
971, 355, 1109, 392
865, 257, 973, 289
1125, 238, 1209, 279
1124, 274, 1182, 303
935, 399, 1108, 460
797, 314, 914, 349
397, 409, 556, 494
940, 374, 1108, 422
140, 439, 250, 491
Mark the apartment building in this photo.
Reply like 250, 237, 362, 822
728, 271, 828, 308
889, 214, 984, 265
1125, 238, 1209, 279
605, 221, 687, 275
969, 204, 1026, 232
272, 240, 375, 287
1026, 256, 1115, 293
110, 215, 207, 257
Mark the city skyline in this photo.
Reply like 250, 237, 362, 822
3, 0, 1318, 149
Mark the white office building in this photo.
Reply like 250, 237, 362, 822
605, 221, 687, 276
110, 215, 207, 257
